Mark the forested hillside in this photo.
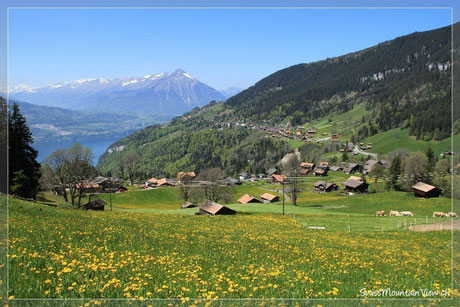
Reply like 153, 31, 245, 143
227, 23, 456, 141
98, 23, 458, 178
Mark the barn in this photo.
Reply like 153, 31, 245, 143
343, 179, 368, 193
411, 182, 441, 198
196, 200, 237, 215
260, 193, 279, 203
181, 201, 197, 209
314, 181, 338, 192
238, 194, 262, 204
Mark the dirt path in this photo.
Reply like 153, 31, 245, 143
409, 219, 460, 232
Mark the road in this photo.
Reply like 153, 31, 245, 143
353, 145, 378, 159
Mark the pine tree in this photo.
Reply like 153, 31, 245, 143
386, 156, 401, 191
425, 147, 436, 173
8, 103, 41, 198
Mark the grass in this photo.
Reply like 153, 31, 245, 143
8, 196, 453, 300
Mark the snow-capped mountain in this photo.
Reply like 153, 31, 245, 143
9, 69, 226, 116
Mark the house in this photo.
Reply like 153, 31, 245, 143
238, 194, 262, 204
196, 200, 237, 215
271, 174, 287, 183
411, 182, 441, 198
318, 162, 329, 169
307, 129, 316, 134
300, 162, 315, 170
176, 171, 196, 182
343, 163, 361, 174
181, 201, 197, 209
299, 168, 311, 176
257, 173, 266, 179
156, 178, 174, 187
330, 166, 341, 172
314, 168, 328, 176
342, 179, 368, 193
219, 176, 242, 186
145, 177, 158, 187
82, 199, 106, 211
348, 176, 363, 182
314, 181, 338, 192
260, 193, 279, 203
238, 172, 250, 181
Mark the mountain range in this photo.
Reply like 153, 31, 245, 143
97, 23, 459, 178
9, 69, 231, 116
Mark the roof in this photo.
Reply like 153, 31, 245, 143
146, 177, 158, 183
411, 182, 437, 193
330, 166, 341, 171
271, 174, 287, 182
319, 162, 329, 166
181, 201, 196, 209
347, 163, 359, 168
300, 162, 315, 168
314, 181, 326, 187
343, 179, 365, 188
260, 193, 278, 201
266, 168, 277, 175
238, 194, 260, 204
314, 168, 326, 174
176, 171, 196, 180
199, 200, 236, 215
156, 178, 168, 186
348, 176, 363, 182
93, 176, 109, 184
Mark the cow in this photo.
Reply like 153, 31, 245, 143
447, 212, 458, 217
390, 211, 401, 217
401, 211, 414, 217
376, 211, 385, 216
433, 212, 447, 218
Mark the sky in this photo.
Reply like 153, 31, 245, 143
7, 5, 455, 90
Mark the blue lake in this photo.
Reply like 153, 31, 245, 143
32, 137, 120, 166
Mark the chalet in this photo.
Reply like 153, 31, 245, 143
299, 168, 311, 176
238, 194, 262, 204
266, 168, 277, 176
342, 179, 368, 193
82, 199, 106, 211
411, 182, 441, 198
271, 174, 287, 183
238, 172, 250, 181
181, 201, 197, 209
314, 181, 338, 192
330, 166, 341, 172
196, 200, 237, 215
145, 177, 158, 187
348, 176, 363, 182
300, 162, 315, 170
176, 171, 196, 182
260, 193, 279, 203
343, 163, 361, 174
314, 168, 328, 176
156, 178, 174, 187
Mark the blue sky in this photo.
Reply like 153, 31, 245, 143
8, 6, 454, 90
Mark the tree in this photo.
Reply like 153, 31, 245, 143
0, 97, 7, 193
401, 152, 429, 191
43, 143, 96, 207
386, 156, 401, 191
369, 163, 386, 183
177, 173, 194, 203
8, 103, 41, 198
124, 152, 141, 185
283, 154, 301, 206
433, 158, 451, 196
192, 168, 231, 203
341, 151, 349, 162
425, 147, 436, 173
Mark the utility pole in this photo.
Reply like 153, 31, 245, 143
110, 193, 112, 211
282, 181, 285, 216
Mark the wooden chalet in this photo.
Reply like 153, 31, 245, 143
314, 168, 328, 176
300, 162, 315, 170
176, 171, 196, 182
342, 179, 368, 193
411, 182, 441, 198
238, 194, 262, 204
271, 174, 287, 183
314, 181, 338, 192
181, 201, 197, 209
196, 200, 236, 215
330, 166, 341, 172
260, 193, 279, 203
343, 163, 361, 174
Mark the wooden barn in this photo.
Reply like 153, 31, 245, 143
314, 168, 328, 176
343, 163, 361, 174
196, 200, 236, 215
343, 179, 368, 193
411, 182, 441, 198
238, 194, 262, 204
314, 181, 338, 192
82, 199, 106, 211
181, 201, 197, 209
260, 193, 279, 203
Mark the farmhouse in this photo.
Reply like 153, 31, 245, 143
271, 174, 287, 183
238, 194, 262, 204
411, 182, 441, 198
300, 162, 315, 170
314, 168, 328, 176
343, 163, 361, 174
342, 179, 368, 193
181, 201, 196, 209
314, 181, 338, 192
260, 193, 279, 203
176, 171, 196, 181
196, 200, 237, 215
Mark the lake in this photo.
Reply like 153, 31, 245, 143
32, 137, 120, 165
